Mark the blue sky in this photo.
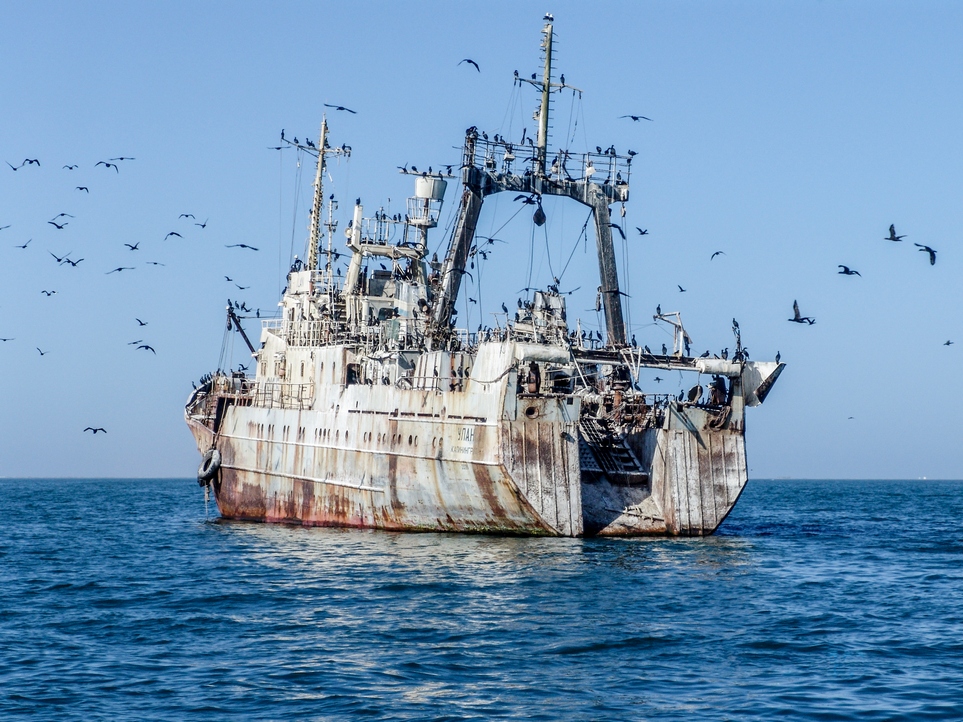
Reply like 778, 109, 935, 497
1, 2, 960, 479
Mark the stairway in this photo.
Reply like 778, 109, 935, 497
578, 417, 649, 487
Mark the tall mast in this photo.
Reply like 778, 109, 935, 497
534, 15, 554, 177
306, 117, 329, 272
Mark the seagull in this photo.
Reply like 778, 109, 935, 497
619, 115, 653, 122
914, 243, 937, 265
885, 224, 905, 242
47, 221, 68, 230
710, 251, 725, 260
63, 164, 78, 170
36, 347, 48, 356
678, 285, 686, 292
76, 186, 89, 192
14, 238, 32, 249
83, 427, 106, 434
164, 231, 182, 240
135, 318, 148, 326
106, 267, 135, 274
323, 103, 357, 114
838, 265, 861, 276
124, 242, 140, 251
50, 213, 74, 221
95, 161, 119, 172
194, 218, 208, 228
636, 227, 649, 236
109, 157, 135, 161
41, 290, 57, 296
458, 58, 480, 72
788, 299, 815, 325
179, 213, 195, 219
226, 244, 259, 251
136, 344, 156, 354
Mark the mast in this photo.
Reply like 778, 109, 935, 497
306, 118, 329, 272
534, 15, 554, 178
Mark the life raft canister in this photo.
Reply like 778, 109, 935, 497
197, 448, 221, 485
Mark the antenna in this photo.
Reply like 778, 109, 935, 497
306, 118, 328, 272
535, 14, 554, 177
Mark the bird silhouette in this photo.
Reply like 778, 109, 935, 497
608, 222, 626, 240
109, 157, 135, 161
136, 344, 156, 354
124, 242, 140, 251
14, 239, 31, 249
135, 318, 148, 326
458, 58, 480, 72
62, 257, 84, 267
41, 290, 57, 296
636, 227, 649, 236
710, 251, 725, 260
179, 213, 195, 219
47, 221, 68, 230
323, 103, 357, 114
83, 427, 106, 434
63, 164, 78, 170
106, 267, 134, 274
226, 244, 259, 251
76, 186, 89, 193
50, 213, 74, 221
943, 340, 954, 346
95, 161, 119, 172
0, 337, 14, 342
678, 285, 686, 292
885, 224, 905, 242
164, 231, 182, 240
619, 115, 653, 122
36, 347, 48, 356
49, 251, 71, 264
838, 265, 861, 276
195, 218, 209, 228
914, 243, 937, 265
235, 284, 250, 290
145, 261, 165, 266
788, 300, 815, 325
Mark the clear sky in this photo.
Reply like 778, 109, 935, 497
1, 2, 960, 479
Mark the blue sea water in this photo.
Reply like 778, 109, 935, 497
1, 479, 962, 720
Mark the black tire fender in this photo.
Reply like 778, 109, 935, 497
197, 448, 221, 485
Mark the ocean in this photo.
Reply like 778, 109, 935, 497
1, 478, 961, 720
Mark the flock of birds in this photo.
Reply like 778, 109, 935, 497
1, 155, 269, 435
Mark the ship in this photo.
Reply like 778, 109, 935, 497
186, 15, 784, 537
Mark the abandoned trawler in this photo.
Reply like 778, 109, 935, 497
186, 15, 784, 536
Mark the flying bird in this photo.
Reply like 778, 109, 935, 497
124, 242, 140, 251
83, 427, 107, 434
36, 347, 48, 356
194, 218, 209, 228
50, 213, 74, 221
62, 257, 84, 267
106, 267, 134, 274
0, 225, 9, 231
323, 103, 357, 114
608, 222, 626, 240
14, 239, 31, 249
136, 344, 156, 354
788, 300, 815, 325
838, 265, 861, 276
226, 244, 259, 251
95, 161, 119, 172
944, 340, 954, 346
47, 221, 68, 230
0, 337, 14, 342
458, 58, 480, 72
636, 227, 649, 236
49, 251, 71, 263
164, 231, 182, 240
145, 261, 165, 266
235, 284, 250, 290
885, 224, 905, 242
224, 276, 233, 282
179, 213, 195, 219
678, 285, 686, 292
135, 318, 148, 326
914, 243, 937, 265
109, 156, 135, 161
710, 251, 725, 260
63, 164, 78, 170
76, 186, 89, 192
619, 115, 653, 122
41, 290, 57, 296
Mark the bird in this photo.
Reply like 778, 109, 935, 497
164, 231, 182, 240
95, 161, 119, 172
136, 344, 156, 354
14, 239, 31, 249
732, 319, 740, 331
235, 284, 250, 290
458, 58, 480, 72
619, 115, 653, 122
62, 257, 84, 267
194, 218, 209, 228
636, 227, 649, 236
145, 261, 165, 266
109, 157, 135, 161
128, 340, 143, 345
179, 213, 195, 219
501, 302, 509, 314
0, 224, 9, 231
224, 276, 233, 282
608, 222, 626, 240
710, 251, 725, 260
124, 242, 140, 251
50, 213, 74, 220
49, 251, 71, 263
323, 103, 357, 114
36, 347, 48, 356
63, 164, 78, 170
656, 304, 662, 315
838, 265, 861, 276
653, 377, 663, 383
943, 340, 954, 346
0, 337, 14, 342
47, 221, 68, 230
885, 224, 905, 242
788, 300, 815, 325
775, 351, 781, 363
135, 318, 148, 326
76, 186, 89, 192
41, 290, 57, 296
83, 427, 106, 434
914, 243, 937, 265
106, 267, 134, 274
226, 244, 259, 251
678, 285, 686, 292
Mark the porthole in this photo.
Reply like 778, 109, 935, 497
525, 406, 539, 419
